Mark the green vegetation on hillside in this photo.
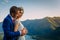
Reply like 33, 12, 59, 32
0, 33, 3, 40
47, 17, 60, 30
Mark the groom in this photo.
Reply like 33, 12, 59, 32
2, 6, 27, 40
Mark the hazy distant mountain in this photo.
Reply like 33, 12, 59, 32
0, 22, 3, 32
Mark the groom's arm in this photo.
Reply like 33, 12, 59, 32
3, 19, 20, 38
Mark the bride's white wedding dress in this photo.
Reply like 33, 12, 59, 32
15, 20, 25, 40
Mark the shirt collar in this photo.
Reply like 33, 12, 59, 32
9, 14, 14, 20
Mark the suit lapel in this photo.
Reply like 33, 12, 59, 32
7, 15, 14, 31
7, 15, 13, 23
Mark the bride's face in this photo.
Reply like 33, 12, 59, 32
15, 10, 24, 19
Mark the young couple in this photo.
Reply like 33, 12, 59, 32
2, 6, 27, 40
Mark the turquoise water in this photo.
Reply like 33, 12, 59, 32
25, 35, 36, 40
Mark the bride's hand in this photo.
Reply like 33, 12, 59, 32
21, 28, 27, 36
23, 28, 28, 34
21, 28, 28, 35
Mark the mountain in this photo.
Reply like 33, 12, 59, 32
0, 17, 60, 38
0, 22, 3, 32
21, 17, 60, 38
22, 18, 51, 35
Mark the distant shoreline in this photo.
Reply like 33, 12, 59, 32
0, 32, 3, 34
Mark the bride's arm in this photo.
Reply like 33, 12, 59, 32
14, 20, 20, 32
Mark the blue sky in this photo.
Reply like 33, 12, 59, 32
0, 0, 60, 22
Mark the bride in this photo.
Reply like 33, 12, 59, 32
15, 20, 26, 40
14, 7, 27, 40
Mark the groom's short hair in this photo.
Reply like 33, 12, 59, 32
10, 6, 18, 15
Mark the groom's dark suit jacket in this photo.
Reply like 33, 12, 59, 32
2, 15, 20, 40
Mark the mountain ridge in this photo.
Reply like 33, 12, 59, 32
0, 17, 60, 38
